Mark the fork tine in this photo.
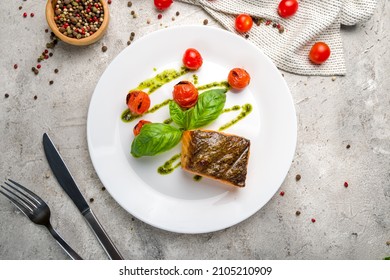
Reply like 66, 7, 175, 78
0, 187, 33, 217
5, 179, 42, 206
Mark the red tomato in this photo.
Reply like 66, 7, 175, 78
182, 48, 203, 70
278, 0, 298, 18
126, 91, 151, 115
235, 14, 253, 33
154, 0, 173, 10
133, 120, 151, 136
227, 68, 251, 90
173, 81, 198, 108
309, 42, 331, 64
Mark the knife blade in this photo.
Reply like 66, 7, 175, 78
43, 133, 123, 260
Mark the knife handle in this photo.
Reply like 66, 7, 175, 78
83, 209, 124, 260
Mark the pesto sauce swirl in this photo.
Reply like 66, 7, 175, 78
157, 153, 181, 175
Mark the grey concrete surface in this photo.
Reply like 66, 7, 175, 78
0, 1, 389, 260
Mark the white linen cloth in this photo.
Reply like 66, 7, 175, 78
177, 0, 378, 75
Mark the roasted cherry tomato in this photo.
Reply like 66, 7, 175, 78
278, 0, 298, 18
126, 90, 151, 115
173, 81, 198, 108
154, 0, 173, 10
235, 14, 253, 33
227, 68, 251, 90
133, 120, 151, 136
309, 42, 331, 64
182, 48, 203, 70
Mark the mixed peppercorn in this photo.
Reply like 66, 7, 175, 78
54, 0, 104, 39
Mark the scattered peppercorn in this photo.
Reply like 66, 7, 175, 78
30, 13, 34, 17
158, 14, 162, 19
49, 80, 54, 85
203, 19, 208, 25
13, 64, 18, 69
37, 64, 41, 69
278, 25, 285, 33
127, 41, 131, 45
131, 10, 135, 15
19, 6, 22, 10
386, 241, 390, 246
176, 11, 180, 16
102, 45, 108, 52
108, 0, 112, 4
23, 12, 27, 18
54, 68, 59, 73
295, 210, 301, 216
45, 28, 49, 33
34, 95, 38, 100
127, 1, 132, 7
101, 186, 106, 191
147, 19, 151, 24
89, 198, 94, 203
172, 16, 175, 21
265, 20, 271, 25
279, 191, 285, 196
5, 93, 9, 98
272, 23, 277, 28
245, 34, 249, 39
346, 144, 351, 149
295, 174, 301, 181
311, 218, 316, 223
344, 181, 349, 188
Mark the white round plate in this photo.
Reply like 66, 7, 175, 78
87, 26, 296, 234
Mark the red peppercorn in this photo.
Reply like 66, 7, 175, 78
265, 20, 271, 25
279, 191, 285, 196
13, 64, 18, 69
37, 64, 41, 69
108, 0, 112, 4
44, 49, 49, 54
30, 13, 34, 17
311, 218, 316, 223
23, 12, 27, 18
158, 14, 162, 19
44, 55, 49, 59
344, 181, 349, 188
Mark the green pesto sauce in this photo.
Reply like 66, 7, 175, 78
163, 118, 173, 124
193, 175, 202, 181
121, 99, 171, 123
222, 105, 241, 113
197, 81, 229, 91
219, 103, 253, 131
193, 74, 199, 85
135, 67, 189, 94
158, 153, 181, 175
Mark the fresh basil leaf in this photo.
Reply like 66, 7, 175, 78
131, 123, 183, 158
189, 88, 227, 129
169, 101, 186, 127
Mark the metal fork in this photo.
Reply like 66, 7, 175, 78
0, 179, 82, 260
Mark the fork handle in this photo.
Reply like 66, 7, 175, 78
46, 224, 83, 260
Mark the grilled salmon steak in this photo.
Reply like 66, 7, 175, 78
181, 130, 250, 187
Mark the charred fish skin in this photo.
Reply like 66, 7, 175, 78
181, 130, 250, 187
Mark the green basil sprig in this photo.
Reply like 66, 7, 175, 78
131, 123, 183, 158
169, 88, 227, 130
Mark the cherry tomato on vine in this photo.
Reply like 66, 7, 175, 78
154, 0, 173, 10
182, 48, 203, 70
227, 68, 251, 90
235, 14, 253, 33
278, 0, 298, 18
133, 120, 151, 136
309, 42, 331, 64
126, 90, 151, 115
173, 81, 199, 108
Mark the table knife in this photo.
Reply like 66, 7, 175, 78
43, 133, 123, 260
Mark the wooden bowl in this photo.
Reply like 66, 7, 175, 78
45, 0, 109, 46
